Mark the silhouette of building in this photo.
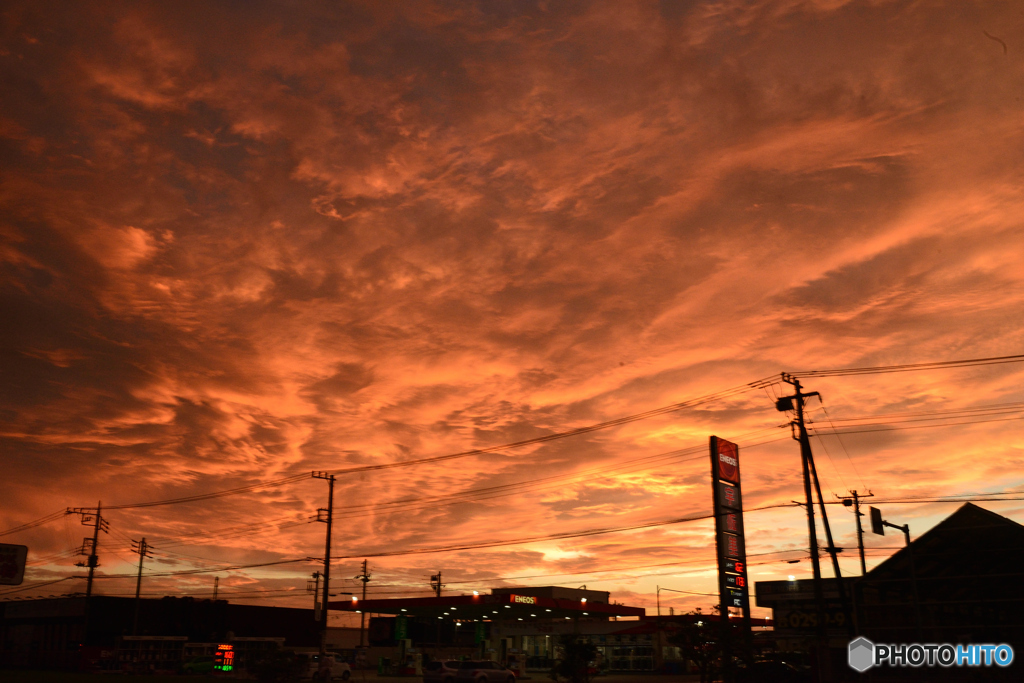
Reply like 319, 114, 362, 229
756, 503, 1024, 680
0, 595, 318, 670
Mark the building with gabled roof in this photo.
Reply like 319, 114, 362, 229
756, 503, 1024, 680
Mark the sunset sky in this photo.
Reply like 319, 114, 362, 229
3, 0, 1024, 625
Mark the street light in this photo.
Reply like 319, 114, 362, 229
656, 585, 695, 618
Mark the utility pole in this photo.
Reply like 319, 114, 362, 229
356, 560, 371, 647
804, 441, 856, 641
67, 502, 108, 644
430, 572, 444, 648
313, 471, 335, 657
68, 502, 108, 599
777, 377, 837, 681
839, 490, 874, 575
308, 571, 322, 616
130, 538, 152, 636
213, 576, 219, 601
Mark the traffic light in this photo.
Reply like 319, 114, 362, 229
870, 506, 884, 535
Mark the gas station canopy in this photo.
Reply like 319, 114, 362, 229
328, 588, 645, 622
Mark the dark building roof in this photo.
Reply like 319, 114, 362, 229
856, 502, 1024, 649
755, 503, 1024, 658
864, 502, 1024, 585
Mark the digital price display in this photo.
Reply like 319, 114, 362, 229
214, 644, 234, 672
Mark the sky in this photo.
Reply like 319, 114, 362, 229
2, 0, 1024, 625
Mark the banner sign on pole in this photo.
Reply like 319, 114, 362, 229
710, 437, 751, 620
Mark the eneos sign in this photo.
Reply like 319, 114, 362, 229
717, 440, 740, 484
510, 594, 537, 605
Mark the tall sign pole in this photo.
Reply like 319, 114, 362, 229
710, 436, 751, 676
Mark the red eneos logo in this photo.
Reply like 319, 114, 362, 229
717, 441, 739, 484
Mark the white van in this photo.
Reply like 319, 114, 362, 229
294, 652, 352, 681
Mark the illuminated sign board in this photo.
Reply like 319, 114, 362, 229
716, 440, 740, 484
710, 436, 751, 629
0, 544, 27, 586
510, 594, 537, 605
214, 644, 234, 672
717, 481, 742, 510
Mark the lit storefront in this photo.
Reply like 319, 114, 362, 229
329, 586, 658, 672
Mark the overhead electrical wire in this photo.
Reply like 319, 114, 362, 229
810, 413, 1024, 436
106, 428, 787, 552
790, 353, 1024, 378
0, 510, 67, 538
91, 557, 311, 579
817, 402, 868, 491
89, 378, 775, 512
330, 503, 799, 560
5, 352, 1021, 527
329, 430, 789, 521
15, 492, 1021, 595
0, 577, 78, 596
6, 352, 1024, 597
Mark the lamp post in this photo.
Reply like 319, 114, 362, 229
655, 586, 695, 671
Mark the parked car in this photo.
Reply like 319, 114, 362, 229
735, 660, 811, 683
293, 652, 351, 681
181, 655, 215, 675
423, 660, 462, 683
455, 660, 516, 683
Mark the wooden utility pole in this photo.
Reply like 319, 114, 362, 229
67, 502, 108, 644
839, 490, 874, 575
131, 537, 152, 635
355, 560, 371, 647
313, 471, 335, 657
778, 377, 832, 681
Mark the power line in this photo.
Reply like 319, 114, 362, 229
102, 430, 785, 553
103, 473, 312, 511
817, 401, 1024, 423
331, 503, 798, 560
0, 577, 78, 596
791, 353, 1024, 378
91, 558, 310, 579
817, 402, 867, 492
15, 493, 1023, 594
0, 510, 67, 538
8, 354, 1022, 523
330, 431, 788, 521
94, 379, 773, 511
810, 414, 1024, 436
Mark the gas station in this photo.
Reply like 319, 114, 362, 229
328, 586, 650, 674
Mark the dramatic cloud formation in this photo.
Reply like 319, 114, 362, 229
2, 0, 1024, 620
